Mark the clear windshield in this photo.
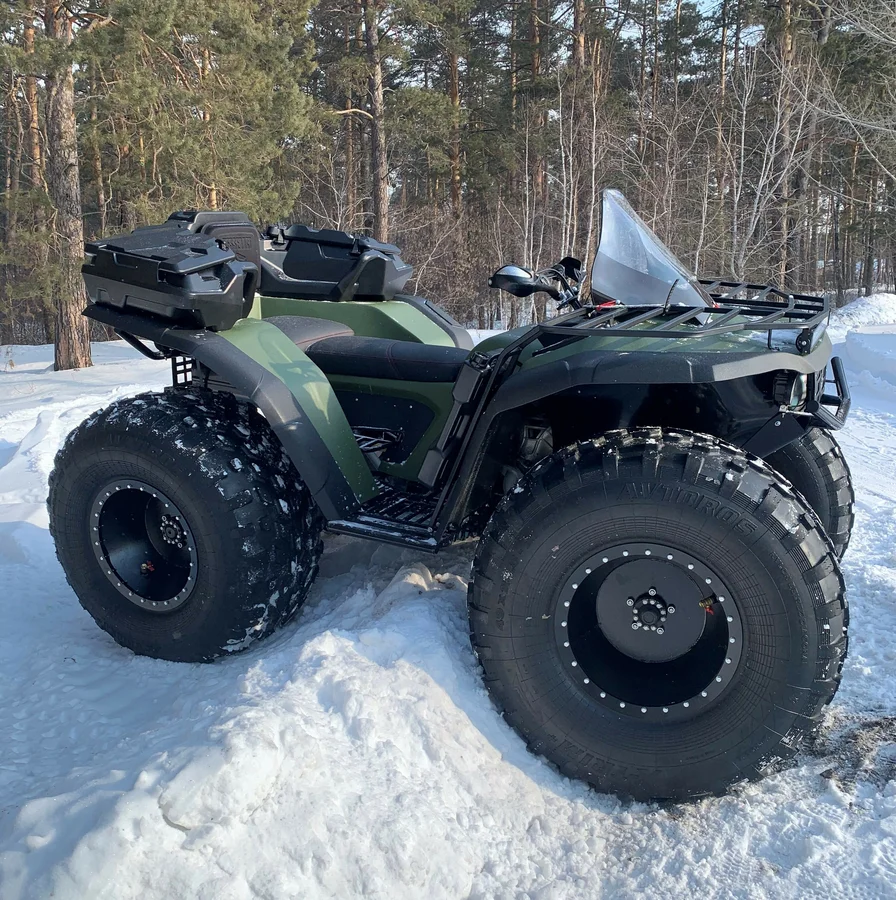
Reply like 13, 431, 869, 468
591, 190, 712, 309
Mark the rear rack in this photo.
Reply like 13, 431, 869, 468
541, 280, 830, 355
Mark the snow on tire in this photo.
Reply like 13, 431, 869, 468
469, 427, 847, 801
48, 387, 323, 662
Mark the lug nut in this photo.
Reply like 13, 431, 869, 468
631, 623, 640, 630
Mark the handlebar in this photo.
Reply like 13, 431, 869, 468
534, 259, 585, 310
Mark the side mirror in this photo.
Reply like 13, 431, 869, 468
489, 264, 540, 297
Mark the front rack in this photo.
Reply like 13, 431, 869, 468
538, 280, 830, 355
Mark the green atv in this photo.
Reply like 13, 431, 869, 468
49, 189, 853, 801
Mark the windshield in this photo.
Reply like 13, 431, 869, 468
591, 190, 712, 309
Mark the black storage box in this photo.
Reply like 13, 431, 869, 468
279, 224, 412, 301
83, 229, 258, 331
164, 210, 263, 274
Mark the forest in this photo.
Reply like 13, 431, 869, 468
1, 0, 895, 368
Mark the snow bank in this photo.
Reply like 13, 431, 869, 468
828, 294, 896, 392
845, 327, 896, 387
1, 341, 895, 899
827, 293, 896, 345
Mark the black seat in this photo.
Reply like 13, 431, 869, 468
305, 335, 470, 383
266, 315, 356, 350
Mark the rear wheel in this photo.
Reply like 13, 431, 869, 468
469, 428, 847, 801
765, 427, 854, 559
49, 388, 323, 662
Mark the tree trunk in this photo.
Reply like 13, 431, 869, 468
832, 192, 844, 305
24, 21, 44, 189
573, 0, 586, 70
508, 0, 519, 199
637, 0, 648, 159
44, 2, 91, 370
509, 0, 518, 117
771, 0, 795, 286
90, 66, 106, 237
863, 173, 878, 296
344, 19, 357, 230
5, 70, 23, 239
448, 48, 462, 217
362, 0, 389, 242
24, 15, 53, 343
530, 0, 545, 204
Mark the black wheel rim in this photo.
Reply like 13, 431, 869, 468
554, 543, 743, 721
89, 480, 198, 612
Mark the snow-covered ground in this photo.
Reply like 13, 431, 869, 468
1, 307, 896, 900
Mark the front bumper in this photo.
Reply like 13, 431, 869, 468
743, 356, 851, 456
808, 356, 851, 430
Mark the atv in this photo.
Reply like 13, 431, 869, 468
49, 189, 853, 801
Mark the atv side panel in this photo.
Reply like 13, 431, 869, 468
328, 374, 456, 480
84, 305, 377, 520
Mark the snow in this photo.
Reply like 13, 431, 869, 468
2, 309, 896, 899
826, 292, 896, 344
845, 327, 896, 388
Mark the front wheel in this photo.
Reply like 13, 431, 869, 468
49, 388, 323, 662
469, 428, 847, 801
764, 427, 854, 560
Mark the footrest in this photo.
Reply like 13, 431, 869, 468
326, 484, 440, 550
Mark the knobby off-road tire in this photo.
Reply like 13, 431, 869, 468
469, 428, 847, 801
765, 427, 855, 560
48, 387, 323, 662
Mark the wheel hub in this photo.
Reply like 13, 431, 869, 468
596, 558, 710, 664
160, 516, 186, 548
90, 480, 197, 613
554, 543, 743, 721
631, 590, 670, 630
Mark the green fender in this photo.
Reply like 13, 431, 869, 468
219, 319, 378, 511
83, 306, 378, 520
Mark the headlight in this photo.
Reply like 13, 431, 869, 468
773, 372, 810, 408
789, 374, 808, 408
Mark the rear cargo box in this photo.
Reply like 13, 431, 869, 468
83, 230, 258, 331
164, 210, 263, 274
279, 225, 412, 301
